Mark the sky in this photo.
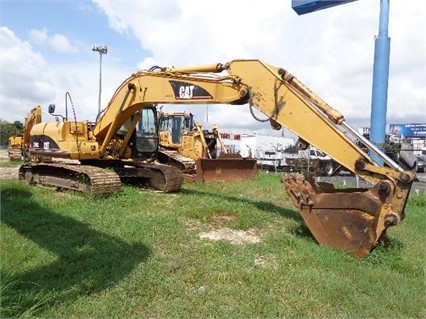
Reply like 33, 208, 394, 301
0, 0, 425, 137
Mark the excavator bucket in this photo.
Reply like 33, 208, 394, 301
195, 154, 258, 183
281, 173, 409, 258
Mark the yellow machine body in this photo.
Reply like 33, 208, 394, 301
29, 121, 99, 160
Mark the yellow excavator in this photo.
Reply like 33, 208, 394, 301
8, 105, 42, 161
156, 111, 258, 182
20, 95, 184, 194
7, 135, 23, 161
19, 59, 416, 258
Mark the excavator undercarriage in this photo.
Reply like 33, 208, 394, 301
108, 161, 184, 193
19, 163, 122, 196
18, 159, 184, 196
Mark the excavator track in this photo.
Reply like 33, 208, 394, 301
19, 163, 122, 196
8, 147, 22, 161
157, 149, 196, 174
157, 149, 197, 181
116, 162, 185, 192
138, 162, 184, 192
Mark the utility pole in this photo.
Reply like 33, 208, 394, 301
92, 44, 108, 115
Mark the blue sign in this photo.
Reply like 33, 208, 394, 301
389, 123, 426, 139
292, 0, 358, 15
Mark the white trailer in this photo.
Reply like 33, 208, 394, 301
239, 133, 295, 159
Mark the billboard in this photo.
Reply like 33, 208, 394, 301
389, 123, 426, 139
292, 0, 358, 15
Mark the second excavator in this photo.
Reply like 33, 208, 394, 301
19, 59, 416, 258
8, 105, 42, 161
156, 111, 258, 182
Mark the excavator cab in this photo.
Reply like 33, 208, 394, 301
133, 107, 159, 160
158, 111, 194, 146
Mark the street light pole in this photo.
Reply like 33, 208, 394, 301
92, 44, 107, 115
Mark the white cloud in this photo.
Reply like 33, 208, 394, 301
28, 28, 48, 45
29, 28, 79, 54
0, 27, 55, 118
50, 33, 79, 54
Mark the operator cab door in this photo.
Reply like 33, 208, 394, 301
167, 114, 193, 144
134, 107, 159, 160
171, 116, 183, 144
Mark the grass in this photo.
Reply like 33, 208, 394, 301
0, 158, 23, 168
1, 171, 425, 318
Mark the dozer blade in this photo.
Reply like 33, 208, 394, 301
281, 173, 409, 258
195, 154, 258, 183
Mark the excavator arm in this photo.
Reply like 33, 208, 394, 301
22, 106, 42, 158
8, 106, 42, 161
92, 59, 415, 257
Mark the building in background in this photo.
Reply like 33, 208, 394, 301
388, 123, 426, 155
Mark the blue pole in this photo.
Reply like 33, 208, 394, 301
370, 0, 390, 165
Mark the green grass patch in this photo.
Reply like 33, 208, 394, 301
1, 172, 425, 318
0, 159, 23, 168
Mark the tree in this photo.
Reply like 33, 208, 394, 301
13, 121, 24, 132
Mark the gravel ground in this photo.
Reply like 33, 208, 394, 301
0, 166, 20, 179
0, 150, 20, 179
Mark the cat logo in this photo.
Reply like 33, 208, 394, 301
169, 80, 213, 100
179, 85, 195, 99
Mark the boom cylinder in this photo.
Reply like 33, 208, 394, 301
279, 69, 345, 125
168, 63, 225, 74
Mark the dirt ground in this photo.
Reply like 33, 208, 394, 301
0, 149, 20, 180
